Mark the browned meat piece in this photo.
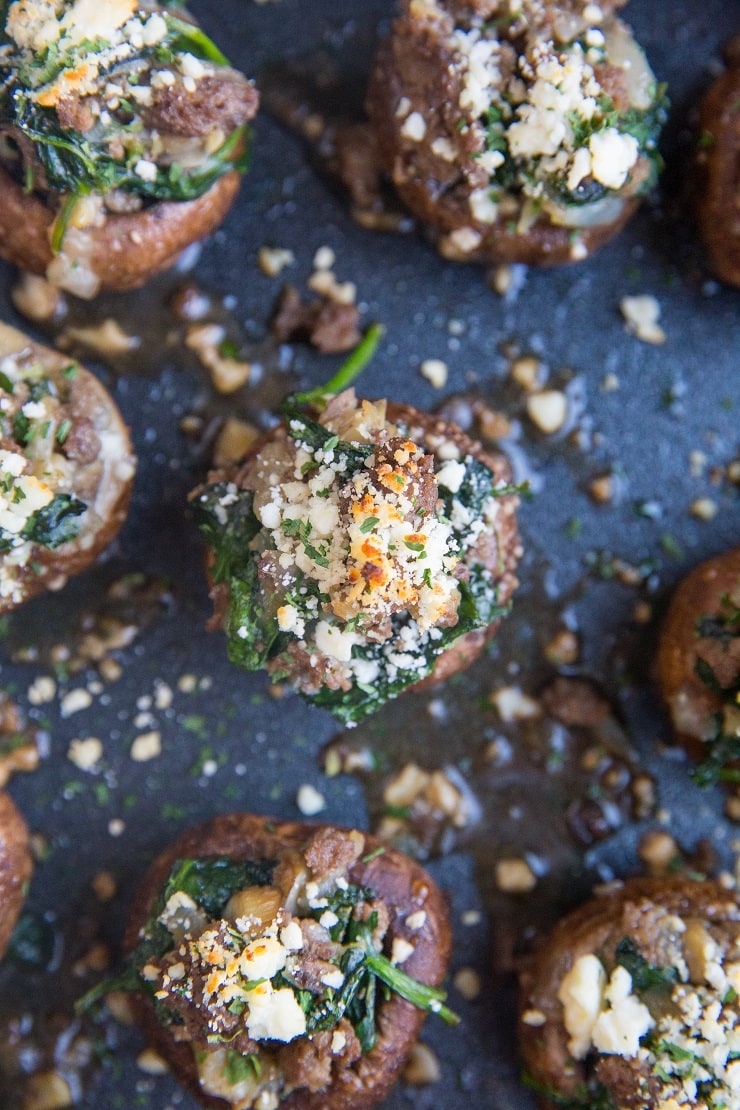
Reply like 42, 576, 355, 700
519, 876, 740, 1109
62, 415, 101, 465
0, 792, 33, 959
142, 71, 259, 138
369, 439, 439, 518
271, 285, 362, 354
279, 1022, 362, 1094
657, 547, 740, 763
0, 323, 136, 613
540, 677, 611, 728
55, 95, 96, 133
124, 814, 453, 1110
697, 37, 740, 287
304, 826, 364, 879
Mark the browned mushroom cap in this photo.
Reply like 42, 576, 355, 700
0, 791, 33, 959
697, 36, 740, 287
124, 814, 452, 1110
657, 547, 740, 761
518, 876, 740, 1109
0, 322, 136, 612
0, 166, 242, 296
364, 3, 641, 268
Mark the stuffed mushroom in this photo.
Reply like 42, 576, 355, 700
115, 813, 454, 1109
657, 547, 740, 789
364, 0, 667, 266
519, 875, 740, 1109
0, 320, 136, 611
0, 790, 32, 959
0, 0, 259, 297
697, 36, 740, 288
191, 386, 521, 725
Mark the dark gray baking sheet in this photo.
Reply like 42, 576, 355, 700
0, 0, 739, 1107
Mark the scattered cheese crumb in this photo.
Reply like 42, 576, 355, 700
620, 295, 666, 344
403, 1042, 441, 1085
296, 783, 326, 816
67, 737, 103, 771
526, 389, 568, 434
136, 1048, 169, 1075
420, 358, 448, 389
130, 731, 162, 762
689, 497, 718, 521
313, 245, 336, 271
495, 857, 537, 893
258, 246, 295, 277
453, 966, 481, 1000
60, 689, 93, 717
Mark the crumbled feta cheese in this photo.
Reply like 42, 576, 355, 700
589, 128, 639, 189
558, 953, 607, 1059
296, 783, 326, 816
401, 111, 427, 141
245, 983, 307, 1042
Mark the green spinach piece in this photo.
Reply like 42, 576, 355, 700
6, 911, 56, 968
192, 482, 260, 583
163, 856, 275, 920
614, 937, 678, 992
296, 896, 457, 1050
77, 854, 274, 1017
281, 405, 373, 471
222, 1049, 262, 1086
21, 493, 86, 548
193, 483, 292, 672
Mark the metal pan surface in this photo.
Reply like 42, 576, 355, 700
0, 1, 738, 1107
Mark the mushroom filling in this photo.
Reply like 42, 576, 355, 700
551, 914, 740, 1109
0, 0, 256, 239
193, 389, 516, 725
400, 0, 667, 232
96, 832, 455, 1110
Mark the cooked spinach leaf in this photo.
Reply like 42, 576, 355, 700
223, 1049, 262, 1085
21, 493, 86, 548
192, 482, 261, 582
77, 854, 275, 1017
614, 937, 678, 992
281, 405, 373, 471
163, 856, 275, 920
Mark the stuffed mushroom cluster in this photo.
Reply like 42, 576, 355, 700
367, 0, 667, 265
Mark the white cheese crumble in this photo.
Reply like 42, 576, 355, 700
589, 128, 639, 189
